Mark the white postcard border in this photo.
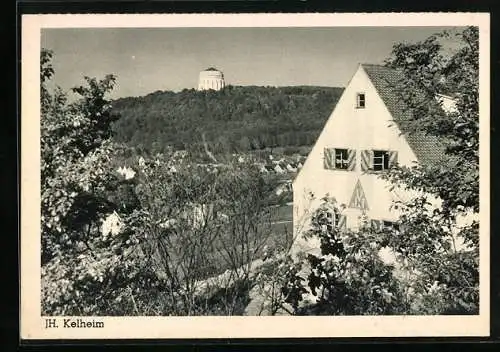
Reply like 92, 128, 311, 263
21, 12, 491, 339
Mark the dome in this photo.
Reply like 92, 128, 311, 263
197, 68, 225, 91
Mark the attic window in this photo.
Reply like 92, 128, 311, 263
356, 93, 366, 109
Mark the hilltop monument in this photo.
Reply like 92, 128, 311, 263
197, 67, 225, 91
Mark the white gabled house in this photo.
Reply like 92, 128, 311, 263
292, 64, 451, 254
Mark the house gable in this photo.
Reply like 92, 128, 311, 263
293, 64, 419, 189
292, 64, 430, 233
294, 64, 449, 192
292, 63, 454, 254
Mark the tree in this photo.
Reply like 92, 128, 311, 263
278, 27, 480, 315
110, 85, 343, 159
280, 198, 407, 315
40, 51, 283, 315
40, 49, 158, 315
386, 27, 478, 165
123, 153, 282, 315
381, 26, 480, 314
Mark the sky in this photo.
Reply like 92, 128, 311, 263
41, 27, 462, 99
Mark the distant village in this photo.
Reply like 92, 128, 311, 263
116, 151, 304, 198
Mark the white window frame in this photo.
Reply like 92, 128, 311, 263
318, 210, 337, 233
371, 219, 400, 232
373, 150, 389, 171
334, 148, 349, 169
326, 211, 336, 232
356, 92, 366, 109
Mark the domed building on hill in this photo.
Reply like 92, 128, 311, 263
197, 67, 225, 91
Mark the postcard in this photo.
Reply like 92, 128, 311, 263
21, 12, 490, 339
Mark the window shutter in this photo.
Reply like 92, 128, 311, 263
323, 148, 336, 170
361, 150, 373, 171
371, 219, 383, 231
337, 214, 346, 229
388, 150, 398, 168
347, 149, 356, 171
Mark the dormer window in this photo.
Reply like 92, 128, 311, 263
356, 93, 366, 108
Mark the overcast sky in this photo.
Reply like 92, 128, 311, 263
42, 26, 462, 99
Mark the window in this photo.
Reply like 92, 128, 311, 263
318, 210, 347, 232
371, 219, 400, 232
361, 150, 398, 171
373, 150, 390, 171
334, 148, 349, 169
383, 221, 399, 231
356, 93, 366, 108
324, 148, 356, 171
325, 211, 336, 233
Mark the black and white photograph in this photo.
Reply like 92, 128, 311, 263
21, 13, 490, 339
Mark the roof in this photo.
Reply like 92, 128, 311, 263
205, 67, 220, 71
361, 64, 447, 166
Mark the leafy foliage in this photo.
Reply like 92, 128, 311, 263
41, 49, 120, 265
40, 50, 283, 315
279, 27, 480, 316
385, 27, 479, 164
280, 199, 407, 315
40, 49, 156, 315
383, 27, 479, 212
40, 27, 480, 316
381, 27, 479, 314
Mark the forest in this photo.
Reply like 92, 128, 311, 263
111, 85, 343, 157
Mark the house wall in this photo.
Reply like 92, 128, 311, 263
292, 65, 420, 254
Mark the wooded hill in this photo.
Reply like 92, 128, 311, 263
111, 85, 343, 157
